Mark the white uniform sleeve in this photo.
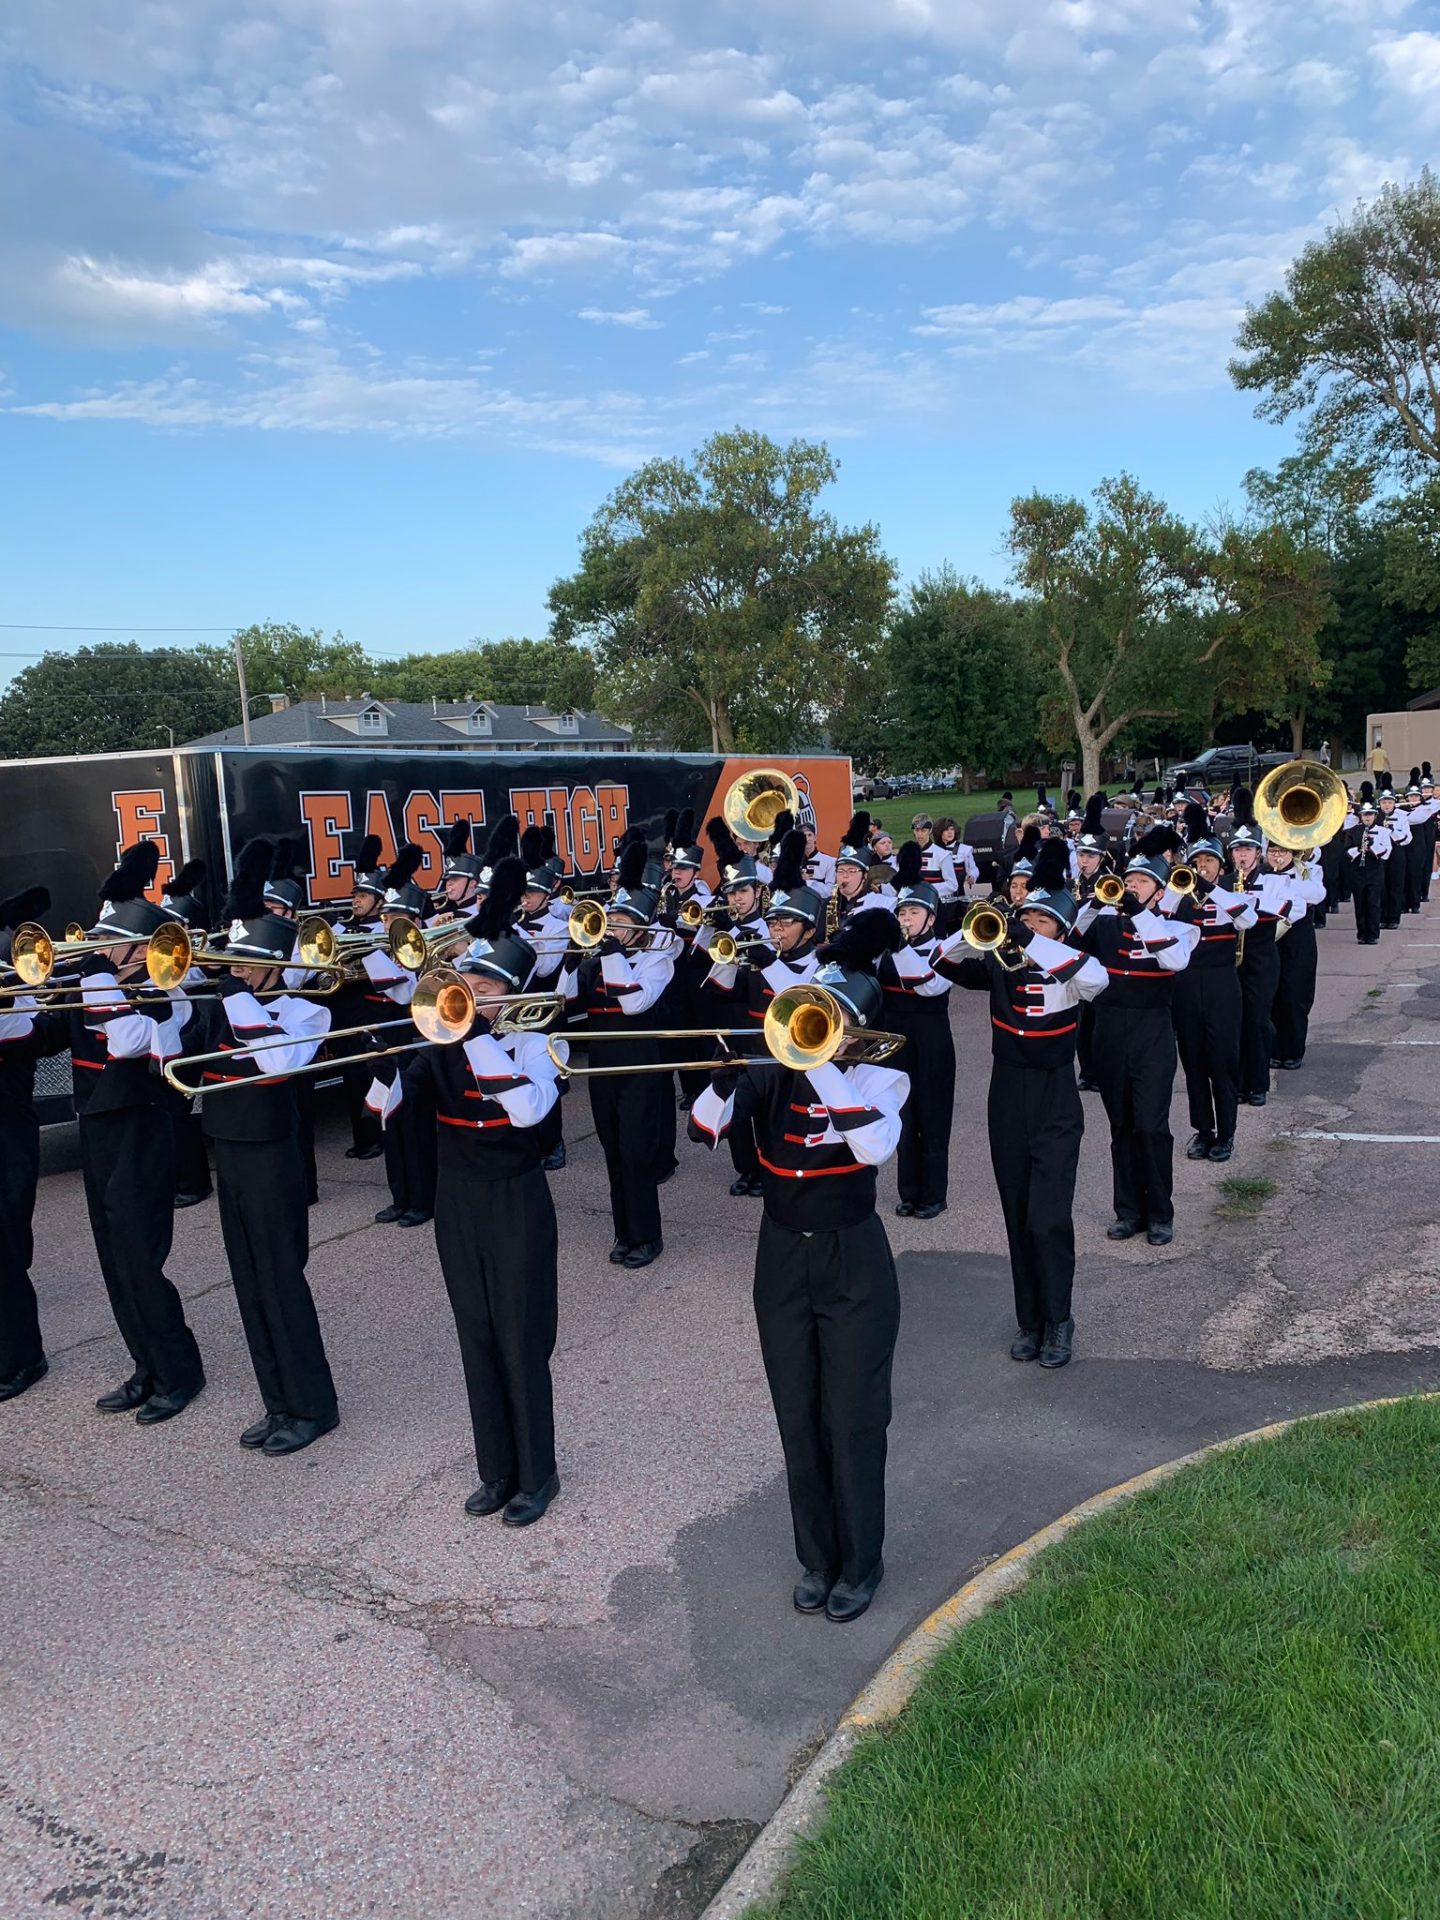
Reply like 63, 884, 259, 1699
1025, 930, 1109, 1003
889, 941, 949, 997
1130, 906, 1197, 970
601, 945, 673, 1016
224, 991, 331, 1079
1209, 882, 1258, 927
689, 1080, 735, 1146
460, 1029, 561, 1129
805, 1059, 906, 1166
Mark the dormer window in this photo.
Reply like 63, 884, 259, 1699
360, 707, 385, 732
469, 711, 491, 735
555, 711, 578, 733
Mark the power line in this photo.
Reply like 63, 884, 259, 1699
0, 623, 243, 632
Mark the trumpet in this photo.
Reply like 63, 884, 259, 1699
960, 902, 1027, 972
162, 969, 564, 1095
676, 896, 724, 931
549, 982, 904, 1078
723, 767, 800, 843
707, 930, 772, 967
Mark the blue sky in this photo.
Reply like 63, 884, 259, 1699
1, 0, 1436, 678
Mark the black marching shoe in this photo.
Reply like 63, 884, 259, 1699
1186, 1132, 1215, 1161
173, 1190, 211, 1209
398, 1208, 433, 1227
746, 1175, 765, 1196
894, 1201, 915, 1217
826, 1561, 884, 1624
1107, 1219, 1143, 1241
0, 1356, 48, 1402
1277, 1059, 1303, 1071
239, 1412, 281, 1449
136, 1379, 204, 1425
1208, 1137, 1235, 1162
623, 1240, 663, 1269
503, 1473, 560, 1528
346, 1142, 384, 1162
793, 1569, 836, 1614
1010, 1327, 1042, 1363
1038, 1319, 1075, 1369
96, 1375, 152, 1414
374, 1203, 405, 1223
262, 1414, 338, 1456
465, 1478, 517, 1517
1146, 1223, 1174, 1247
1077, 1076, 1100, 1092
1246, 1091, 1268, 1107
542, 1141, 567, 1171
912, 1201, 947, 1220
729, 1175, 756, 1196
608, 1239, 632, 1265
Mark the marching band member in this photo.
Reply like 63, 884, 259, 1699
800, 795, 835, 899
431, 819, 485, 921
1401, 774, 1433, 915
911, 815, 958, 908
2, 843, 206, 1423
370, 858, 565, 1527
689, 910, 908, 1623
1079, 833, 1199, 1247
0, 885, 52, 1402
1266, 842, 1327, 1070
1377, 783, 1410, 931
176, 839, 335, 1454
1346, 794, 1390, 946
1228, 793, 1287, 1107
256, 838, 320, 1207
562, 838, 676, 1269
331, 835, 388, 1163
660, 812, 713, 1113
1071, 795, 1112, 1091
159, 858, 216, 1208
937, 838, 1108, 1369
826, 815, 897, 934
882, 843, 954, 1219
701, 817, 776, 1197
1419, 770, 1439, 903
517, 827, 569, 1173
934, 818, 980, 901
1171, 805, 1255, 1165
372, 846, 435, 1229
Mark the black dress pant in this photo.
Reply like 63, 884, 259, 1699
1422, 824, 1436, 902
433, 1164, 558, 1492
1382, 846, 1406, 928
589, 1071, 666, 1245
293, 1075, 318, 1203
1238, 941, 1280, 1099
172, 1103, 212, 1199
0, 1115, 43, 1378
341, 1060, 382, 1155
384, 1081, 438, 1215
987, 1066, 1082, 1333
1272, 918, 1318, 1063
1093, 1003, 1177, 1229
1172, 965, 1241, 1143
1076, 999, 1097, 1082
213, 1134, 336, 1423
1353, 872, 1382, 943
893, 1014, 954, 1208
79, 1108, 203, 1396
754, 1211, 899, 1586
1404, 833, 1427, 913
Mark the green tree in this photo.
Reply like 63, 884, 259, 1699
1204, 517, 1334, 755
1379, 480, 1440, 690
0, 643, 237, 758
232, 622, 372, 702
1231, 171, 1440, 480
1007, 475, 1209, 792
884, 571, 1041, 784
371, 639, 597, 709
547, 428, 895, 752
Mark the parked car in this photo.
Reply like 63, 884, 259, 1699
852, 775, 895, 802
1163, 745, 1292, 790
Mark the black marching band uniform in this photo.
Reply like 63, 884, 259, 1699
1345, 787, 1391, 947
689, 909, 909, 1622
0, 885, 54, 1399
1171, 803, 1255, 1164
882, 841, 954, 1218
698, 814, 783, 1197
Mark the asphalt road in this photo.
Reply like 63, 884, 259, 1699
5, 900, 1440, 1920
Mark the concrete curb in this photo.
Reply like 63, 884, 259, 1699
701, 1392, 1431, 1920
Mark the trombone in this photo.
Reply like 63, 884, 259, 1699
565, 900, 677, 952
960, 902, 1027, 971
1092, 874, 1126, 907
162, 969, 564, 1095
549, 982, 902, 1078
707, 929, 769, 967
383, 912, 471, 974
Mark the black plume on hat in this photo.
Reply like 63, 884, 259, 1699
100, 840, 161, 904
354, 834, 383, 877
1183, 802, 1211, 842
474, 856, 526, 940
818, 907, 903, 968
1067, 788, 1084, 813
662, 807, 679, 847
1016, 822, 1042, 864
169, 859, 206, 896
488, 813, 520, 866
1137, 824, 1183, 858
383, 844, 425, 892
617, 838, 649, 891
1424, 763, 1433, 780
1359, 780, 1375, 802
1231, 786, 1255, 830
770, 808, 795, 843
1082, 792, 1107, 835
675, 808, 695, 847
541, 822, 557, 861
844, 810, 871, 847
1032, 837, 1071, 892
0, 885, 49, 930
1411, 767, 1422, 786
223, 838, 272, 923
771, 829, 808, 892
895, 840, 923, 889
1036, 785, 1048, 808
269, 836, 303, 884
520, 824, 548, 868
444, 819, 471, 859
706, 815, 744, 869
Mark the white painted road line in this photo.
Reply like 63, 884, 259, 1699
1289, 1130, 1440, 1144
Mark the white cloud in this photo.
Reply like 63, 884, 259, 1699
578, 305, 661, 328
1370, 32, 1440, 126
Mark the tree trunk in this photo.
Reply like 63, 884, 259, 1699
1289, 704, 1306, 757
713, 697, 735, 754
1077, 724, 1102, 796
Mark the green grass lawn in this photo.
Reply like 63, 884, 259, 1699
862, 790, 1009, 838
754, 1396, 1440, 1920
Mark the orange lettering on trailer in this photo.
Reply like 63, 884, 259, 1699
511, 786, 573, 868
567, 787, 600, 873
363, 793, 401, 872
299, 791, 355, 904
402, 789, 445, 886
596, 785, 629, 869
112, 790, 174, 899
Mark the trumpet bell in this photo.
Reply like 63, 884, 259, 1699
1253, 760, 1348, 852
960, 903, 1009, 952
1093, 874, 1126, 906
722, 768, 800, 843
146, 921, 194, 991
1167, 865, 1197, 894
569, 900, 608, 948
764, 983, 846, 1071
677, 897, 706, 931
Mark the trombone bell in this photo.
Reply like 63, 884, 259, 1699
1093, 874, 1126, 907
1253, 760, 1348, 852
765, 984, 844, 1071
10, 922, 55, 987
146, 921, 194, 991
569, 900, 608, 948
722, 768, 800, 842
1167, 865, 1197, 895
960, 903, 1026, 971
411, 967, 477, 1043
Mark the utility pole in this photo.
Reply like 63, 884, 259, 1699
234, 632, 252, 746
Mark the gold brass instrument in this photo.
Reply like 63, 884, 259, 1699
295, 916, 386, 973
162, 968, 564, 1095
1253, 761, 1348, 853
708, 930, 769, 967
960, 902, 1027, 972
558, 880, 611, 905
385, 912, 471, 975
0, 920, 247, 1000
676, 895, 724, 931
547, 982, 903, 1078
1165, 865, 1197, 895
566, 900, 677, 952
1092, 873, 1126, 907
723, 768, 800, 842
145, 922, 342, 999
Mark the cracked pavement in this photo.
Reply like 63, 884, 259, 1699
5, 903, 1440, 1918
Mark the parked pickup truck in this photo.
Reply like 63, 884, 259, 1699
1163, 745, 1292, 789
